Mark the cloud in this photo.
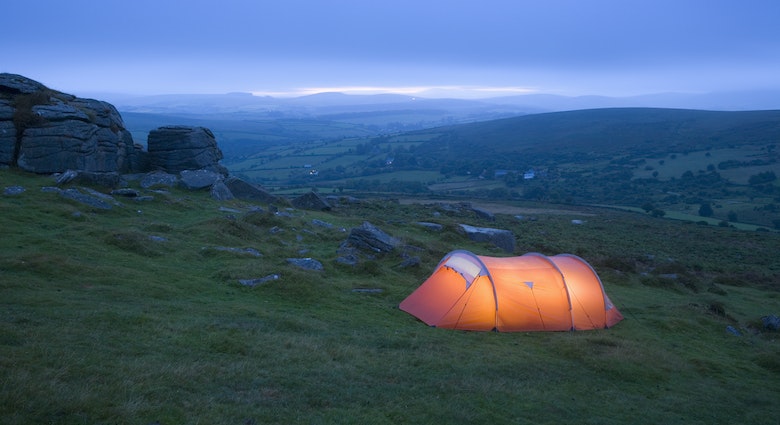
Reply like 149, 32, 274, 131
251, 85, 538, 98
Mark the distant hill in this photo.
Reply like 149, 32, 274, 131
234, 107, 780, 228
104, 89, 780, 116
410, 108, 780, 160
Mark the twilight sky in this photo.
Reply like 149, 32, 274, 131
3, 0, 780, 99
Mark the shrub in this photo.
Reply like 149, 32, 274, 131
12, 91, 51, 130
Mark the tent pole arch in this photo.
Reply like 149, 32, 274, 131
523, 252, 575, 330
442, 250, 499, 312
556, 253, 615, 328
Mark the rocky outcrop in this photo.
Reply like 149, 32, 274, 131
0, 100, 15, 165
0, 74, 269, 202
0, 73, 138, 174
147, 126, 226, 175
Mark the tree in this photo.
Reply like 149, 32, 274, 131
727, 211, 738, 222
699, 202, 714, 217
748, 171, 777, 186
651, 208, 666, 218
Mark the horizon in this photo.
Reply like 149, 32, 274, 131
4, 1, 780, 101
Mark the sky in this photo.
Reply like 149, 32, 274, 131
3, 0, 780, 99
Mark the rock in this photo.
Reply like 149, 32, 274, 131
286, 257, 324, 271
335, 246, 360, 266
1, 74, 141, 173
59, 188, 113, 210
17, 113, 134, 174
147, 125, 226, 174
291, 191, 332, 211
55, 169, 79, 185
762, 314, 780, 331
472, 207, 495, 221
219, 206, 242, 213
0, 73, 48, 94
397, 256, 421, 268
415, 221, 443, 231
204, 246, 262, 257
211, 179, 234, 201
571, 219, 585, 225
73, 171, 124, 188
111, 188, 140, 197
222, 176, 278, 203
3, 185, 25, 195
239, 274, 280, 287
140, 171, 178, 189
179, 169, 222, 190
0, 100, 16, 165
352, 288, 384, 293
458, 224, 516, 253
148, 235, 168, 243
726, 326, 742, 336
311, 219, 334, 229
343, 221, 401, 253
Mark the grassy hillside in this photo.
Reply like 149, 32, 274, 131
228, 108, 780, 229
1, 168, 779, 424
414, 108, 780, 156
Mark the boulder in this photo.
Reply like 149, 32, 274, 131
472, 207, 495, 221
287, 257, 324, 271
72, 171, 124, 188
291, 191, 331, 211
335, 246, 360, 266
59, 188, 114, 210
222, 176, 278, 203
140, 171, 178, 189
3, 185, 25, 195
210, 179, 235, 201
311, 219, 335, 229
762, 314, 780, 331
415, 221, 443, 231
0, 73, 139, 173
458, 224, 516, 253
147, 125, 226, 174
0, 100, 15, 166
111, 188, 140, 198
179, 169, 222, 190
343, 221, 401, 253
0, 73, 48, 94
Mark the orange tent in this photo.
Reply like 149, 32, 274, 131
399, 250, 623, 331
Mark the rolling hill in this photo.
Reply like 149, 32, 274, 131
411, 107, 780, 157
230, 108, 780, 229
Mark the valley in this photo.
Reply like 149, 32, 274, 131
123, 107, 780, 230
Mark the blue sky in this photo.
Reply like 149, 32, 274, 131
3, 0, 780, 98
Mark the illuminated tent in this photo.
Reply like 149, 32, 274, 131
399, 250, 623, 332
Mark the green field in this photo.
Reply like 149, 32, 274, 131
2, 169, 779, 424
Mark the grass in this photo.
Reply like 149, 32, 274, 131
1, 168, 779, 424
